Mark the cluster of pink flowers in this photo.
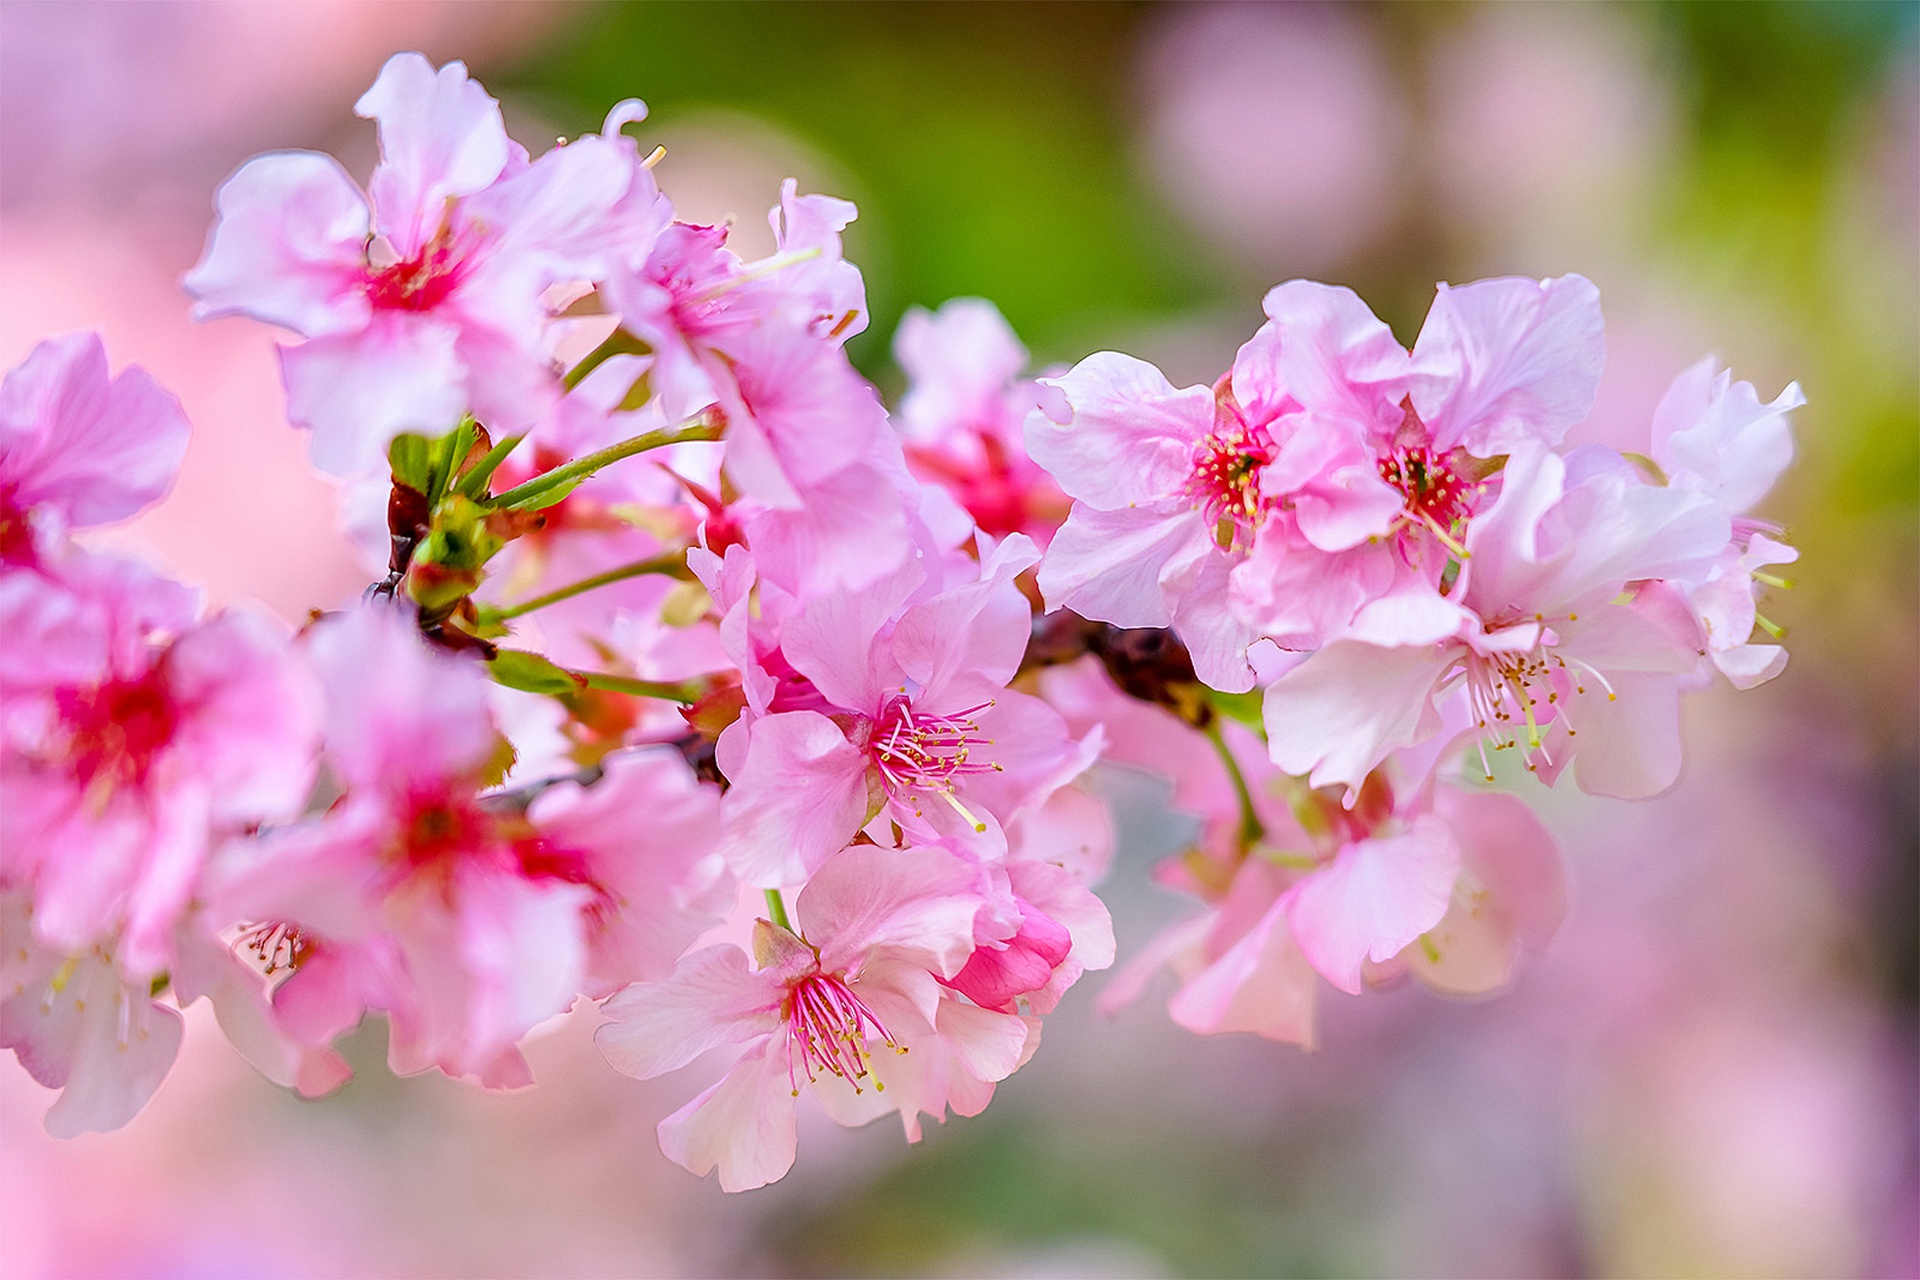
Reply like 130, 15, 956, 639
0, 54, 1799, 1190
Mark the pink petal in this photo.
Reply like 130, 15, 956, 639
1284, 815, 1462, 995
1409, 787, 1564, 996
802, 844, 983, 980
1409, 273, 1604, 455
356, 53, 511, 257
0, 334, 194, 530
714, 711, 873, 886
1247, 281, 1409, 429
596, 945, 781, 1080
1169, 896, 1318, 1046
656, 1039, 799, 1192
280, 315, 466, 475
1263, 640, 1451, 793
1026, 351, 1213, 508
183, 152, 372, 337
1037, 500, 1211, 628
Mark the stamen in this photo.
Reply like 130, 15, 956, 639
783, 970, 898, 1095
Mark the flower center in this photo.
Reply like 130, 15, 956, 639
869, 694, 999, 832
237, 921, 313, 976
56, 670, 178, 806
1460, 626, 1614, 779
1379, 401, 1482, 561
364, 226, 469, 313
1186, 415, 1273, 546
0, 486, 33, 565
782, 969, 899, 1095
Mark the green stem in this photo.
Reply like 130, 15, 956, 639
489, 411, 724, 510
573, 671, 703, 704
563, 327, 650, 391
763, 888, 793, 931
1204, 719, 1266, 853
483, 553, 692, 622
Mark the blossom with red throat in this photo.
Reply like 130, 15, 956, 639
0, 550, 337, 1133
712, 533, 1097, 888
595, 842, 1029, 1192
0, 333, 191, 567
209, 604, 727, 1087
894, 298, 1070, 546
1263, 442, 1727, 798
185, 52, 669, 475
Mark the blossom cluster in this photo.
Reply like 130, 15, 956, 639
0, 54, 1800, 1192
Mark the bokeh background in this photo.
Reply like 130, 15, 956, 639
2, 2, 1915, 1276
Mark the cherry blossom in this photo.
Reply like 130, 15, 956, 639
595, 842, 1028, 1192
186, 53, 669, 475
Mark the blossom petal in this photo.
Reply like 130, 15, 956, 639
1285, 815, 1462, 995
1409, 273, 1604, 455
656, 1039, 799, 1192
1263, 640, 1451, 793
184, 152, 372, 337
1026, 352, 1212, 508
596, 945, 780, 1079
357, 53, 511, 257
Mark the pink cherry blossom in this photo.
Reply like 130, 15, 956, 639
1025, 353, 1266, 690
894, 299, 1070, 545
1264, 442, 1728, 798
208, 604, 726, 1086
1229, 274, 1603, 648
595, 843, 1028, 1192
1648, 356, 1803, 688
185, 53, 669, 475
0, 559, 318, 978
714, 534, 1097, 887
0, 333, 190, 565
1028, 275, 1607, 682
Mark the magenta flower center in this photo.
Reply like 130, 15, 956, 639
782, 969, 898, 1095
237, 920, 313, 976
0, 485, 32, 565
1186, 418, 1273, 543
364, 231, 469, 313
1379, 446, 1475, 535
56, 670, 178, 799
869, 694, 999, 830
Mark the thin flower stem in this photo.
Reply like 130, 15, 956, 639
764, 888, 793, 931
562, 327, 649, 391
489, 411, 724, 510
1204, 718, 1266, 854
484, 553, 693, 622
573, 670, 703, 704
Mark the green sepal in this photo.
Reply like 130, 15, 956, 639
454, 433, 527, 499
487, 649, 589, 695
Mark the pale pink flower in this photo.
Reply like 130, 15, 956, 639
714, 535, 1097, 887
1103, 736, 1563, 1040
0, 559, 318, 978
1264, 443, 1727, 799
0, 333, 190, 565
185, 53, 669, 475
1648, 357, 1803, 689
1028, 274, 1604, 684
209, 605, 725, 1086
595, 843, 1029, 1192
894, 299, 1070, 545
1, 892, 351, 1137
599, 182, 868, 423
1230, 274, 1605, 648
